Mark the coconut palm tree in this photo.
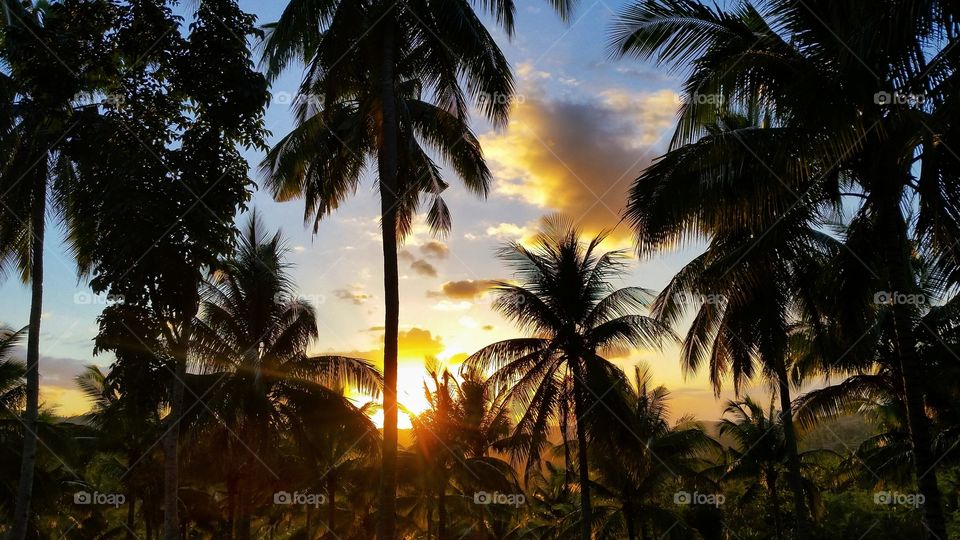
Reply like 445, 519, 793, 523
465, 219, 676, 540
261, 1, 577, 535
610, 2, 960, 535
718, 397, 831, 540
0, 3, 114, 535
189, 212, 382, 539
592, 365, 717, 540
633, 107, 837, 535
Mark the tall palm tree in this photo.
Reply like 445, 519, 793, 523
190, 212, 382, 539
261, 2, 576, 536
631, 108, 836, 536
0, 2, 113, 535
610, 2, 960, 535
465, 219, 676, 540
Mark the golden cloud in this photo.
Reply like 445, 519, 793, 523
479, 87, 678, 244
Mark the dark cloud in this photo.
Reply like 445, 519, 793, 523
410, 259, 438, 278
334, 287, 372, 305
419, 241, 449, 260
427, 279, 498, 301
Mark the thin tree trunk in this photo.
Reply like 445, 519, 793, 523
560, 397, 572, 496
766, 470, 783, 540
10, 173, 46, 540
624, 501, 636, 540
880, 194, 947, 539
572, 379, 592, 540
437, 480, 447, 540
163, 327, 191, 540
376, 12, 400, 540
126, 492, 137, 540
774, 363, 807, 540
305, 503, 312, 540
327, 469, 336, 534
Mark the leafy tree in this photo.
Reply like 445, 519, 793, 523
66, 1, 268, 538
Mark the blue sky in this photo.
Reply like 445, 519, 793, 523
0, 0, 763, 421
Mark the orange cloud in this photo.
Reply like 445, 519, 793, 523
479, 87, 677, 244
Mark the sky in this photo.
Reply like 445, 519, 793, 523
0, 0, 771, 426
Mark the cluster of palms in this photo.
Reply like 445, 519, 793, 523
1, 0, 959, 539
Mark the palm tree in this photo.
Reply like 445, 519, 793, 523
261, 1, 576, 536
630, 111, 835, 535
718, 397, 829, 540
610, 2, 960, 535
592, 366, 717, 540
0, 3, 111, 535
405, 363, 517, 539
190, 212, 383, 539
465, 219, 676, 540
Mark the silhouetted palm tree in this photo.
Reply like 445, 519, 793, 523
593, 366, 717, 540
0, 3, 113, 534
610, 2, 960, 535
466, 219, 675, 540
261, 1, 578, 535
190, 212, 382, 539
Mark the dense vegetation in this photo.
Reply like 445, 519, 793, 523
1, 0, 959, 539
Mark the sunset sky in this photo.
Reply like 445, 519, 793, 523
0, 0, 770, 425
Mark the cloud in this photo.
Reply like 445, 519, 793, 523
328, 327, 448, 365
410, 259, 438, 278
427, 279, 498, 301
479, 86, 677, 244
334, 285, 372, 305
419, 240, 449, 259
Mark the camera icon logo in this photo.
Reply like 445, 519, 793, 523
874, 91, 892, 105
474, 491, 491, 505
74, 491, 91, 505
274, 491, 292, 504
673, 491, 691, 505
874, 491, 891, 504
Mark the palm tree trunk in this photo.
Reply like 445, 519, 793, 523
624, 501, 636, 540
774, 363, 807, 540
880, 194, 947, 539
560, 397, 572, 495
766, 470, 783, 540
437, 481, 447, 540
126, 491, 137, 540
163, 326, 191, 540
375, 12, 400, 540
327, 469, 337, 534
10, 173, 46, 540
572, 379, 592, 540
